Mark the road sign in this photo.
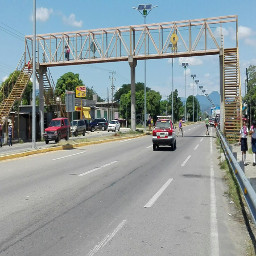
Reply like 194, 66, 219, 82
170, 32, 178, 45
65, 91, 75, 112
76, 86, 86, 98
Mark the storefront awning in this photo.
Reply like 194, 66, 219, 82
83, 107, 91, 120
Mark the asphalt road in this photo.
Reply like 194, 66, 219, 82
0, 124, 247, 255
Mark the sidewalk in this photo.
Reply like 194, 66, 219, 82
231, 143, 256, 191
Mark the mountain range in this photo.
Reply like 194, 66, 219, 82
180, 91, 220, 114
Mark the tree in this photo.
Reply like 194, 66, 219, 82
0, 70, 32, 107
244, 65, 256, 122
114, 82, 149, 102
55, 72, 84, 102
55, 72, 104, 102
147, 90, 161, 120
167, 89, 183, 122
186, 95, 200, 121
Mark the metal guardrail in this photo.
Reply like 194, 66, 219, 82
216, 127, 256, 223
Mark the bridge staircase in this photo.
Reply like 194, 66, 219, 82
0, 61, 32, 128
223, 48, 242, 141
0, 55, 57, 129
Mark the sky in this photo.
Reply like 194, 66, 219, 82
1, 0, 256, 102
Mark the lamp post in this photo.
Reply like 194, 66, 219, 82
191, 74, 196, 122
195, 79, 199, 121
182, 63, 188, 121
32, 0, 36, 148
133, 4, 158, 129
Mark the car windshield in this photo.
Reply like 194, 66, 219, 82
71, 120, 78, 126
155, 120, 171, 129
49, 120, 61, 127
110, 121, 116, 124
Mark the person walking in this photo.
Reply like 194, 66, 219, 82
65, 45, 70, 61
239, 119, 249, 165
249, 120, 256, 166
8, 124, 12, 146
205, 116, 209, 135
0, 124, 2, 147
178, 118, 183, 137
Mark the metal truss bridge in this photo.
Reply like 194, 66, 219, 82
0, 15, 241, 141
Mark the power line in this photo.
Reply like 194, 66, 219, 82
0, 23, 24, 41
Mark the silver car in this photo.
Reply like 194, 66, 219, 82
107, 120, 120, 132
71, 120, 87, 136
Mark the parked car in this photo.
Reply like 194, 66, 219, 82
107, 120, 120, 132
152, 116, 176, 151
44, 117, 70, 144
89, 118, 108, 132
71, 119, 87, 136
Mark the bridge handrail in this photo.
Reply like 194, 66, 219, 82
216, 127, 256, 223
0, 53, 26, 101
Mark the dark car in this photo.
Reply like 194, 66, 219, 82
89, 118, 108, 132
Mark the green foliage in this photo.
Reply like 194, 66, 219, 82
0, 70, 32, 107
114, 82, 149, 102
186, 95, 200, 121
55, 72, 104, 102
55, 72, 84, 102
244, 65, 256, 121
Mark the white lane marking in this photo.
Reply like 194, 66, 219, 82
146, 145, 152, 149
144, 178, 173, 208
181, 155, 191, 167
52, 151, 86, 161
200, 138, 204, 142
210, 136, 219, 256
88, 220, 126, 256
120, 139, 132, 143
194, 144, 199, 151
79, 161, 118, 177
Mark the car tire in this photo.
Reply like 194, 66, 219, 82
45, 140, 49, 144
55, 134, 60, 143
91, 127, 95, 132
83, 130, 86, 136
153, 144, 157, 151
75, 131, 78, 137
102, 126, 105, 131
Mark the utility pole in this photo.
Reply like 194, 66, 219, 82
109, 71, 116, 120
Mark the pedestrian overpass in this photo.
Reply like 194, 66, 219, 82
0, 15, 241, 141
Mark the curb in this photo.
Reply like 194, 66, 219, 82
0, 133, 146, 161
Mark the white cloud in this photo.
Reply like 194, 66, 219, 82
179, 56, 203, 66
238, 26, 253, 39
214, 27, 229, 38
244, 38, 256, 47
63, 14, 82, 28
36, 7, 53, 22
2, 76, 8, 82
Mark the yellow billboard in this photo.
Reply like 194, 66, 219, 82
76, 86, 86, 98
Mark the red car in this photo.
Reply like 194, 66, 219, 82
152, 116, 176, 151
44, 117, 70, 144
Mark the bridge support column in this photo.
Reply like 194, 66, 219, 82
219, 48, 224, 132
128, 56, 137, 131
38, 65, 46, 141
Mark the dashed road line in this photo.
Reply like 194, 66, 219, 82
181, 155, 191, 167
144, 178, 173, 208
79, 161, 118, 177
88, 220, 127, 256
194, 144, 199, 151
200, 138, 204, 142
52, 151, 86, 161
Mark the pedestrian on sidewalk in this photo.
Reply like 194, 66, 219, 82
239, 118, 249, 165
249, 120, 256, 166
8, 124, 12, 146
0, 124, 2, 147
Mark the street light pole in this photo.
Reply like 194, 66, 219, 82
133, 4, 158, 129
182, 63, 188, 121
32, 0, 36, 148
191, 74, 196, 122
172, 58, 174, 123
195, 79, 199, 121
